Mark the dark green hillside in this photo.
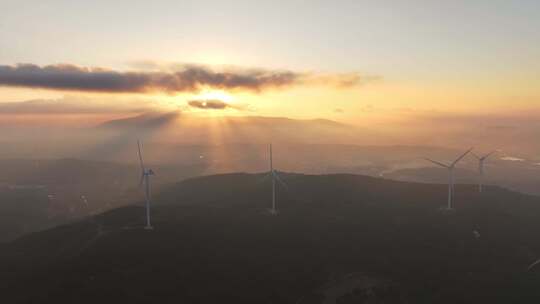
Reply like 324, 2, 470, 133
2, 173, 540, 303
0, 188, 52, 241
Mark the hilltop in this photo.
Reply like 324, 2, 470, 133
2, 173, 540, 303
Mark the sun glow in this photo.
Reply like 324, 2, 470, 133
191, 90, 234, 103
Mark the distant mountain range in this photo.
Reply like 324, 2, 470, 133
96, 112, 363, 146
2, 173, 540, 303
98, 112, 349, 130
98, 111, 181, 129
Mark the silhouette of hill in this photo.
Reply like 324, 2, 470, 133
98, 113, 349, 131
97, 112, 180, 130
95, 113, 365, 147
2, 173, 540, 303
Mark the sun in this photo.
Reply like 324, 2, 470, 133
191, 90, 234, 103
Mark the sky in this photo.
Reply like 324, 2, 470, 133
1, 0, 539, 124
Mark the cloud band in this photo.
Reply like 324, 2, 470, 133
0, 63, 370, 94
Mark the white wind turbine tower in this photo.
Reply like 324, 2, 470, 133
266, 144, 288, 215
138, 140, 155, 230
472, 151, 496, 193
425, 148, 473, 210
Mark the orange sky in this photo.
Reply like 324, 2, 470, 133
1, 1, 539, 125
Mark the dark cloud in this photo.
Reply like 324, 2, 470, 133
0, 63, 370, 94
0, 64, 297, 94
188, 99, 243, 110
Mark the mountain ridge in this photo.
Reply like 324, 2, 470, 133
2, 172, 540, 303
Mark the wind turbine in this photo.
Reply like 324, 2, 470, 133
138, 140, 155, 230
266, 144, 288, 215
472, 151, 496, 193
425, 148, 473, 210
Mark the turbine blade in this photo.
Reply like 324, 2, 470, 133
273, 171, 289, 190
451, 147, 473, 167
471, 152, 480, 160
139, 173, 145, 187
137, 140, 145, 171
528, 258, 540, 271
483, 150, 497, 160
424, 158, 449, 168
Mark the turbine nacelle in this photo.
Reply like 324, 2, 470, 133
472, 151, 496, 161
472, 150, 496, 193
424, 148, 473, 210
424, 148, 473, 170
